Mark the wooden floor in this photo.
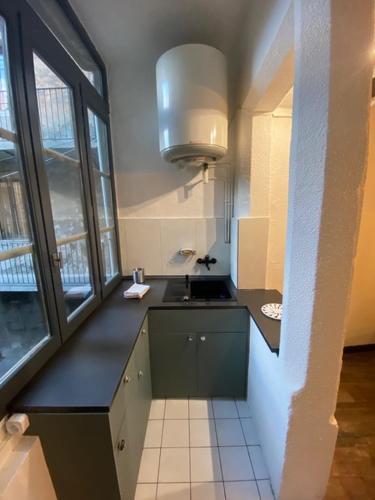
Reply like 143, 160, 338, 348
325, 350, 375, 499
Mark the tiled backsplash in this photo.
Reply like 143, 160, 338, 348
119, 218, 230, 276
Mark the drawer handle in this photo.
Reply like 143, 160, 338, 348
187, 335, 194, 342
123, 375, 131, 384
138, 370, 143, 378
200, 336, 206, 342
141, 328, 147, 335
117, 439, 126, 451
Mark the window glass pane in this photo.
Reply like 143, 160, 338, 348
33, 53, 94, 319
27, 0, 103, 95
0, 18, 50, 384
87, 109, 118, 283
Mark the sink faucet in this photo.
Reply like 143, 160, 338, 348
196, 255, 217, 271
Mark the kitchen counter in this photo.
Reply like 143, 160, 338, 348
11, 279, 281, 413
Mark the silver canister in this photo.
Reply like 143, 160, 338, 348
132, 267, 145, 284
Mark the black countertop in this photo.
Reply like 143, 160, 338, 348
11, 279, 281, 413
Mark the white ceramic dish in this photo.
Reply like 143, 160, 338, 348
261, 303, 283, 321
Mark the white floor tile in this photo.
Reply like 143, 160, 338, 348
135, 483, 157, 500
248, 446, 269, 479
149, 399, 165, 420
190, 447, 222, 482
189, 398, 214, 419
138, 448, 160, 483
215, 419, 245, 446
235, 399, 252, 418
191, 482, 225, 500
219, 447, 254, 481
144, 420, 163, 448
165, 399, 189, 419
257, 480, 275, 499
162, 420, 189, 447
241, 419, 260, 445
157, 483, 190, 500
212, 399, 238, 418
189, 419, 217, 447
158, 448, 190, 483
225, 481, 260, 500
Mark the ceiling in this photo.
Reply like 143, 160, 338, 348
69, 0, 250, 69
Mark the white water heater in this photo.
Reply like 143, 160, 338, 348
156, 44, 228, 168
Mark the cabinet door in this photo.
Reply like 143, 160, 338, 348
150, 332, 197, 397
197, 333, 247, 398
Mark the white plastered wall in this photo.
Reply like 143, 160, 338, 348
345, 105, 375, 346
243, 0, 373, 498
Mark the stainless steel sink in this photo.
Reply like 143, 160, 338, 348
163, 277, 234, 302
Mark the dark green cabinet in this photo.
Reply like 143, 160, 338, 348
149, 309, 248, 398
27, 318, 151, 500
150, 331, 197, 396
197, 333, 247, 396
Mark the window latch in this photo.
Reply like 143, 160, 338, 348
51, 251, 63, 269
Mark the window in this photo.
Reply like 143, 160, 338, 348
26, 0, 103, 95
0, 0, 120, 413
33, 53, 94, 319
87, 109, 118, 283
0, 17, 50, 385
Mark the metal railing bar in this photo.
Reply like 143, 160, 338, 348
0, 126, 80, 169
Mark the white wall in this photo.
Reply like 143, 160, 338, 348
266, 113, 291, 290
230, 108, 291, 291
243, 1, 373, 499
345, 105, 375, 346
108, 62, 230, 276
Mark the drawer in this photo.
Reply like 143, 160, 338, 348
149, 308, 248, 334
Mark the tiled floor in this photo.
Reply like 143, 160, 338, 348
135, 398, 274, 500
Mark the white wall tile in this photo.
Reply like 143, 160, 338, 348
161, 219, 196, 275
119, 217, 231, 276
121, 219, 162, 275
195, 219, 230, 275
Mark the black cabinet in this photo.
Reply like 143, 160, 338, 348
149, 309, 248, 398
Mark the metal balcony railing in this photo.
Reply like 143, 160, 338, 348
0, 87, 74, 143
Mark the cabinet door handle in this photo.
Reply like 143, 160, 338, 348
138, 370, 143, 378
123, 375, 131, 384
141, 328, 147, 335
200, 336, 206, 342
187, 335, 194, 342
117, 439, 126, 451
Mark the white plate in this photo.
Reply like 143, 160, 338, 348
261, 303, 282, 321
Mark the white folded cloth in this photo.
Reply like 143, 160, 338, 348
123, 283, 150, 299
